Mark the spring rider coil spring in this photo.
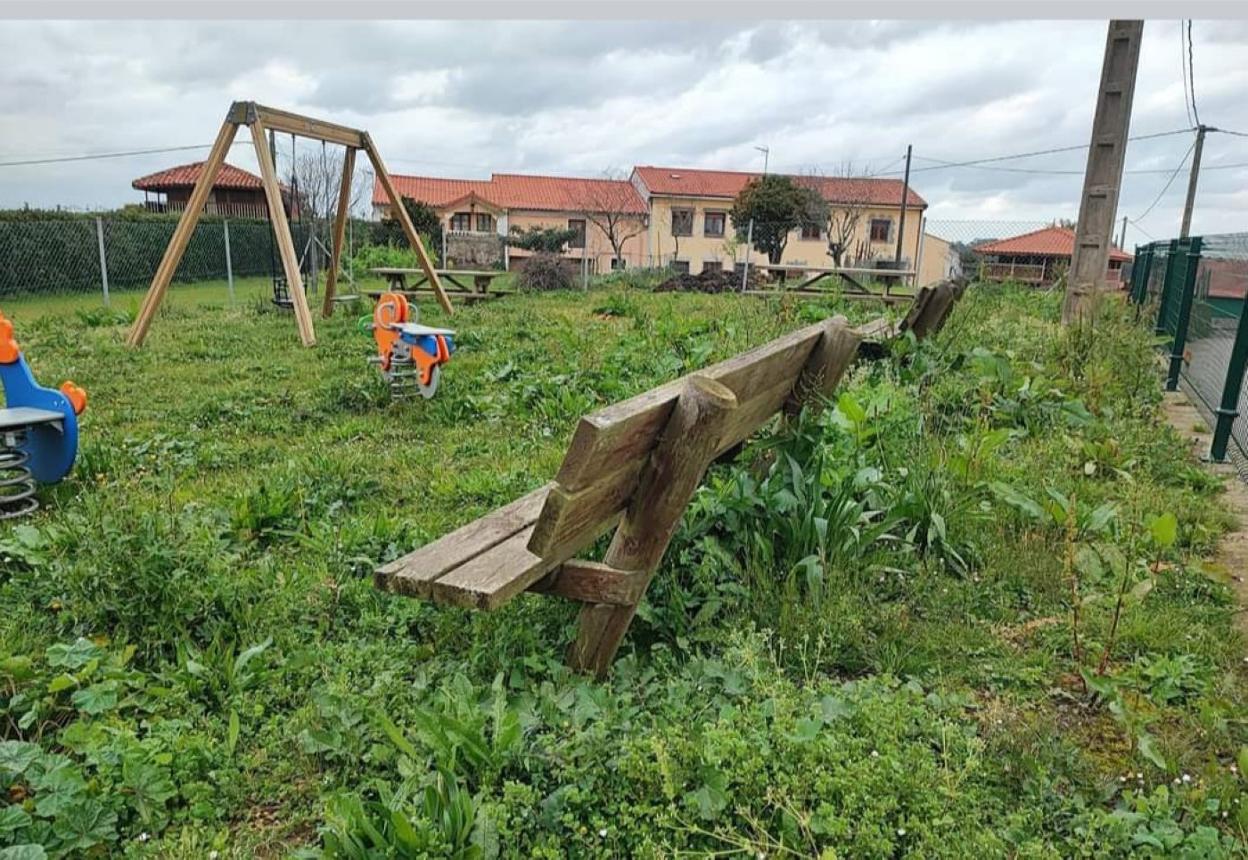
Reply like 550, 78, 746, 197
0, 310, 86, 519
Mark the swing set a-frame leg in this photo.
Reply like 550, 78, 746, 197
127, 118, 239, 348
323, 145, 356, 318
248, 119, 316, 346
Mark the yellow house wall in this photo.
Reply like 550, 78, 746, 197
645, 195, 924, 275
918, 233, 956, 286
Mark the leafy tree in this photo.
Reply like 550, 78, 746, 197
506, 225, 578, 253
730, 175, 828, 264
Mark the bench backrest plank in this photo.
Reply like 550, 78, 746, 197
529, 320, 849, 560
552, 321, 827, 493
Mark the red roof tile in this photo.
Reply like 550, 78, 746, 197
631, 166, 927, 208
380, 175, 500, 208
977, 226, 1132, 262
376, 172, 646, 214
132, 161, 266, 191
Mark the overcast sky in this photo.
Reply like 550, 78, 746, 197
1, 18, 1246, 242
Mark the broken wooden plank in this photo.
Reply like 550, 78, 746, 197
427, 525, 553, 610
375, 483, 552, 598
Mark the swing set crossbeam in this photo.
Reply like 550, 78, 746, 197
126, 101, 452, 349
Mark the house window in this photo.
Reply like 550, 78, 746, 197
704, 211, 726, 238
672, 260, 690, 274
869, 218, 892, 243
475, 213, 494, 233
734, 262, 747, 277
800, 221, 822, 240
702, 260, 722, 274
611, 258, 626, 271
671, 208, 693, 237
568, 218, 586, 248
450, 212, 471, 232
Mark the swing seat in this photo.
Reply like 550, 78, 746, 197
272, 276, 294, 310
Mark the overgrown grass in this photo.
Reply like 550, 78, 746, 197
1, 282, 1245, 857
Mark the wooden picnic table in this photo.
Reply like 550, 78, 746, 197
370, 267, 509, 295
753, 263, 916, 295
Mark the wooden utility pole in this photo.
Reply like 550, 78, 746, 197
894, 144, 912, 266
1179, 124, 1208, 238
1062, 20, 1144, 326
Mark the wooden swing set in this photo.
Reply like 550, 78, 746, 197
126, 101, 453, 349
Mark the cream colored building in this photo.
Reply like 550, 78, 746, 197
629, 166, 927, 276
916, 231, 963, 286
376, 166, 928, 276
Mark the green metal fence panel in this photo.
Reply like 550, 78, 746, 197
1156, 239, 1186, 337
1166, 237, 1203, 391
1180, 232, 1248, 462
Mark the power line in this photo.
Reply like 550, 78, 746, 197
1179, 21, 1194, 128
914, 153, 1248, 176
1130, 137, 1197, 223
1126, 219, 1156, 241
1211, 128, 1248, 139
875, 128, 1194, 176
1187, 20, 1201, 127
0, 141, 249, 168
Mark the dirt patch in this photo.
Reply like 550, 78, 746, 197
655, 267, 766, 293
1161, 391, 1248, 637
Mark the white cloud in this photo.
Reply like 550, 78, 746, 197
0, 18, 1244, 241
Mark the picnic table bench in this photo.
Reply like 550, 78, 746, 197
371, 267, 509, 295
375, 280, 966, 677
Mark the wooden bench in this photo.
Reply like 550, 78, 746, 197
375, 281, 966, 676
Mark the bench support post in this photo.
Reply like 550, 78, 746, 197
568, 376, 739, 678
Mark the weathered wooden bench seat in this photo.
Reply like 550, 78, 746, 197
376, 280, 967, 675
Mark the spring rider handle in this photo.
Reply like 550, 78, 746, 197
0, 311, 86, 483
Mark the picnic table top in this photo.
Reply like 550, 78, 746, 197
369, 267, 506, 278
754, 263, 917, 276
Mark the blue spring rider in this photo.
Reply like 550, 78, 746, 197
0, 310, 86, 519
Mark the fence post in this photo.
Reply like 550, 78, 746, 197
1211, 292, 1248, 462
1155, 239, 1182, 335
1165, 236, 1202, 392
95, 217, 110, 307
223, 219, 235, 305
1129, 243, 1153, 320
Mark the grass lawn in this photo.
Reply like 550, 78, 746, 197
1, 279, 1246, 857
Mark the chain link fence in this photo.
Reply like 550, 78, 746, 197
0, 215, 415, 305
1130, 232, 1248, 469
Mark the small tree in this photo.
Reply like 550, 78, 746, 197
578, 169, 648, 269
374, 198, 443, 252
730, 174, 826, 264
804, 166, 869, 268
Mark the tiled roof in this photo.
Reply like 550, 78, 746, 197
376, 173, 646, 214
132, 161, 266, 191
381, 175, 499, 208
631, 166, 927, 208
977, 226, 1132, 262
